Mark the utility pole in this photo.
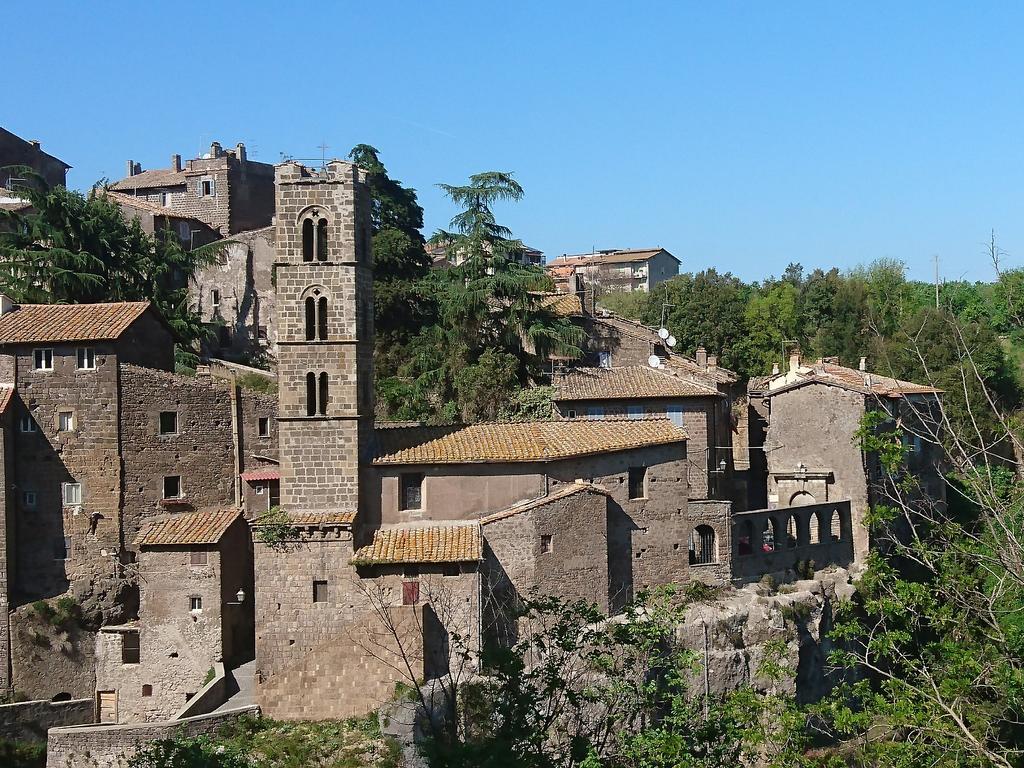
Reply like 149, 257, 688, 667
933, 254, 940, 309
703, 620, 710, 720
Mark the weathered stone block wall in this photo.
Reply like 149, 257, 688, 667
766, 384, 870, 561
95, 546, 225, 723
274, 160, 373, 515
118, 314, 175, 372
9, 605, 96, 700
12, 343, 122, 600
483, 488, 610, 614
239, 390, 278, 469
0, 419, 11, 690
686, 499, 733, 583
119, 366, 236, 546
45, 705, 259, 768
193, 227, 277, 362
0, 698, 93, 742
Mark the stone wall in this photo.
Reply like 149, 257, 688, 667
11, 342, 122, 601
9, 605, 96, 700
0, 697, 93, 742
731, 501, 854, 582
482, 487, 611, 617
194, 226, 277, 363
765, 384, 870, 561
686, 499, 733, 584
0, 128, 68, 189
45, 705, 259, 768
0, 418, 11, 691
119, 366, 237, 546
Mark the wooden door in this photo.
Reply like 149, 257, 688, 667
97, 690, 117, 723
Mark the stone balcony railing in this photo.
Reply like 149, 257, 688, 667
730, 499, 854, 582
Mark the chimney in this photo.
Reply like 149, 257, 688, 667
126, 160, 135, 177
171, 154, 181, 172
0, 295, 14, 317
235, 142, 247, 163
772, 362, 780, 375
210, 141, 222, 158
789, 348, 802, 373
859, 356, 867, 372
707, 354, 718, 370
695, 346, 708, 369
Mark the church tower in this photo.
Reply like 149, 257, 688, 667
273, 161, 374, 515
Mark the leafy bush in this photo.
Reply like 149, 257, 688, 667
236, 372, 277, 395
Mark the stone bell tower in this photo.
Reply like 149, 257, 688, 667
273, 160, 374, 515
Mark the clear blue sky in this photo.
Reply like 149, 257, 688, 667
6, 1, 1023, 283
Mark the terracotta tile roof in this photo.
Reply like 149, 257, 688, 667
372, 418, 687, 465
351, 522, 482, 565
99, 189, 177, 216
109, 168, 187, 191
0, 193, 31, 212
764, 360, 942, 398
0, 385, 13, 416
250, 510, 356, 528
0, 302, 151, 344
536, 292, 583, 317
548, 248, 679, 267
554, 366, 720, 401
240, 467, 281, 482
480, 482, 609, 524
137, 509, 240, 547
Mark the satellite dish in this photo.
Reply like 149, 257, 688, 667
648, 354, 661, 368
667, 336, 677, 347
658, 327, 670, 340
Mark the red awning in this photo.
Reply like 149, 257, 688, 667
240, 468, 280, 482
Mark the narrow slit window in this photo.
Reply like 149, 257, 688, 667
211, 289, 220, 308
317, 296, 328, 340
305, 297, 316, 340
540, 534, 553, 553
258, 417, 270, 437
316, 218, 328, 261
318, 372, 328, 415
306, 372, 317, 416
302, 219, 314, 262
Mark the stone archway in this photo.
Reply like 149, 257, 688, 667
789, 491, 816, 506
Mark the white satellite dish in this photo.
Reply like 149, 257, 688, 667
658, 327, 670, 340
667, 336, 677, 347
648, 354, 661, 368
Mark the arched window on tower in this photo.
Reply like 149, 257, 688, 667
318, 296, 328, 340
305, 297, 316, 341
317, 219, 328, 261
302, 219, 315, 262
318, 372, 329, 415
305, 372, 317, 416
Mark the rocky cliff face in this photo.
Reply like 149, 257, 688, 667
676, 566, 859, 704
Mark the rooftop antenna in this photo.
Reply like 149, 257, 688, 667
317, 141, 330, 170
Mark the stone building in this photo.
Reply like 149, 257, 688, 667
110, 142, 274, 236
551, 366, 728, 500
95, 510, 253, 723
0, 299, 277, 701
546, 248, 680, 293
748, 351, 944, 563
251, 160, 736, 720
427, 240, 544, 268
97, 189, 219, 250
0, 127, 70, 190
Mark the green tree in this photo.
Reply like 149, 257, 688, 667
0, 173, 217, 359
816, 276, 868, 366
733, 279, 801, 377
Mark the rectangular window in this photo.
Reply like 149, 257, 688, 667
161, 192, 170, 207
189, 551, 208, 567
258, 417, 270, 437
218, 326, 230, 347
628, 466, 647, 500
142, 684, 153, 697
121, 631, 140, 664
159, 411, 178, 435
269, 481, 280, 509
62, 482, 82, 506
400, 473, 424, 511
163, 476, 182, 500
313, 580, 328, 603
19, 415, 36, 433
598, 351, 611, 369
33, 348, 53, 370
211, 289, 220, 307
627, 405, 644, 420
189, 596, 203, 612
22, 491, 36, 507
402, 580, 420, 606
76, 347, 96, 370
201, 178, 214, 196
540, 534, 553, 553
587, 406, 604, 420
257, 325, 268, 341
58, 411, 74, 432
667, 405, 684, 427
566, 409, 577, 419
254, 483, 265, 495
